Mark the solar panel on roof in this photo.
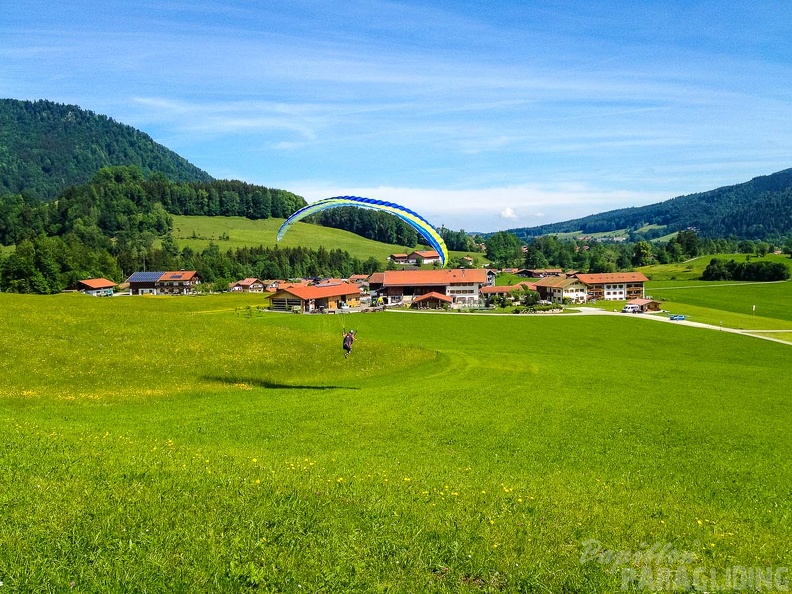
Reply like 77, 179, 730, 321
128, 271, 165, 283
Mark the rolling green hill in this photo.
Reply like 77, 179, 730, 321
0, 99, 213, 199
509, 167, 792, 240
171, 215, 483, 266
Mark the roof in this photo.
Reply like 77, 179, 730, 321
413, 292, 453, 303
390, 253, 409, 259
348, 274, 370, 283
234, 277, 261, 287
78, 278, 116, 289
382, 269, 488, 287
127, 271, 165, 283
409, 250, 440, 259
575, 273, 649, 285
368, 272, 385, 285
480, 282, 537, 294
159, 270, 198, 282
274, 284, 362, 300
534, 276, 583, 288
526, 268, 563, 274
627, 298, 659, 305
313, 278, 347, 286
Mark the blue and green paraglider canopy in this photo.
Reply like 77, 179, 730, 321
276, 196, 449, 267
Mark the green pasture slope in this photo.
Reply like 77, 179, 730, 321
1, 294, 790, 592
639, 253, 792, 281
171, 215, 479, 265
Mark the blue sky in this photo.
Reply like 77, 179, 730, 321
3, 1, 792, 232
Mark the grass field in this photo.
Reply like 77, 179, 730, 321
646, 279, 792, 329
639, 253, 792, 281
171, 215, 483, 267
1, 293, 790, 592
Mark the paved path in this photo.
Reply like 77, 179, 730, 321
387, 307, 792, 346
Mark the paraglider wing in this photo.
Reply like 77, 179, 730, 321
276, 196, 449, 266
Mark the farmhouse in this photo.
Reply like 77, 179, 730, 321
127, 271, 165, 295
371, 268, 488, 307
388, 253, 409, 264
230, 278, 265, 292
625, 298, 662, 313
534, 276, 588, 304
407, 250, 441, 265
411, 292, 453, 309
157, 271, 200, 295
69, 278, 116, 296
269, 284, 362, 312
524, 268, 564, 278
575, 272, 648, 301
480, 282, 538, 305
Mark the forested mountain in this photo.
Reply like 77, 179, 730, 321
0, 99, 213, 199
509, 168, 792, 241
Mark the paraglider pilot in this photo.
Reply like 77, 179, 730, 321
343, 330, 356, 358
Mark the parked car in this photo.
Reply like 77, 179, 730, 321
622, 304, 642, 314
669, 314, 686, 321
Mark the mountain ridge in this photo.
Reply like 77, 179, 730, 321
506, 168, 792, 241
0, 98, 213, 200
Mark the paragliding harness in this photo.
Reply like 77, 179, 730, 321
342, 330, 355, 358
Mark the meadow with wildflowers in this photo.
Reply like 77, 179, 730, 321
1, 293, 790, 592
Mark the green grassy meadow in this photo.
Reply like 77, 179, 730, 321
1, 293, 790, 592
646, 280, 792, 329
171, 215, 481, 266
639, 253, 792, 281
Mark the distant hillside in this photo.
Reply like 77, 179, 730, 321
509, 168, 792, 241
0, 98, 213, 199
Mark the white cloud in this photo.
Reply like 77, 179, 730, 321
500, 207, 518, 220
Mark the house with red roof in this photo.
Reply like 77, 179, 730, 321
625, 297, 661, 312
480, 282, 538, 306
230, 278, 265, 293
574, 272, 648, 301
407, 250, 441, 265
371, 268, 488, 307
69, 278, 116, 296
268, 283, 362, 312
156, 271, 200, 295
534, 276, 588, 304
411, 292, 453, 310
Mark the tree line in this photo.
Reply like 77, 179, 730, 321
484, 228, 792, 276
702, 258, 790, 282
0, 166, 378, 293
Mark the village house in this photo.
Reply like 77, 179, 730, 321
534, 276, 588, 304
69, 278, 116, 296
388, 253, 409, 264
625, 297, 662, 313
479, 281, 538, 305
407, 250, 441, 265
348, 274, 370, 284
126, 271, 165, 295
268, 283, 362, 313
575, 272, 648, 301
524, 268, 564, 278
369, 268, 489, 307
230, 278, 265, 292
156, 271, 200, 295
411, 292, 453, 310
